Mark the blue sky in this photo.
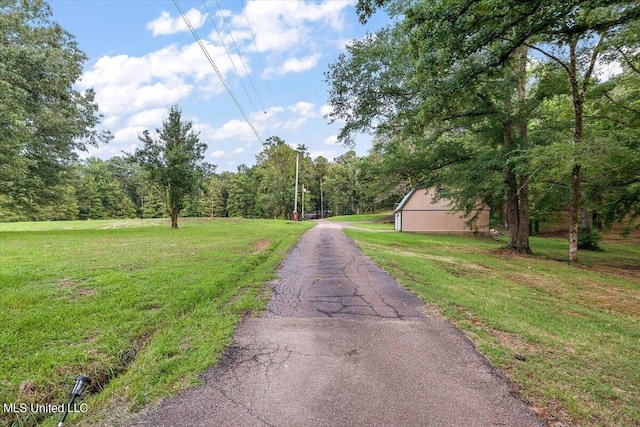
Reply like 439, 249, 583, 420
48, 0, 390, 171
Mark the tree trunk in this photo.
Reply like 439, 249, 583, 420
566, 35, 601, 261
592, 210, 601, 230
505, 167, 520, 249
516, 173, 532, 253
171, 209, 179, 229
320, 178, 324, 219
514, 46, 531, 254
569, 164, 580, 262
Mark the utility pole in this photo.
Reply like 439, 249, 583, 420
320, 177, 324, 219
294, 152, 299, 220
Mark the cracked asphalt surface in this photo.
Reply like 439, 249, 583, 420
132, 221, 543, 427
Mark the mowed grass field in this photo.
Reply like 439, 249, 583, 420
0, 218, 313, 427
2, 215, 639, 426
345, 227, 640, 427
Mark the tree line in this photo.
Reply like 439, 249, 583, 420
2, 0, 638, 261
0, 133, 398, 224
325, 0, 640, 261
0, 1, 394, 226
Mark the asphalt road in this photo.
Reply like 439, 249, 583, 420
132, 220, 543, 426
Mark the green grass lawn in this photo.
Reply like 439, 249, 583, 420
345, 230, 640, 427
327, 212, 394, 223
327, 213, 395, 231
0, 218, 313, 427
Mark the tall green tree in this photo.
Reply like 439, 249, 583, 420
313, 156, 329, 218
201, 174, 226, 218
586, 68, 640, 227
326, 16, 536, 252
226, 165, 258, 218
0, 0, 109, 217
324, 151, 362, 215
134, 106, 207, 229
352, 0, 640, 260
254, 136, 306, 219
78, 158, 136, 219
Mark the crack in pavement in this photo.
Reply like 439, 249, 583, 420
265, 222, 424, 320
132, 220, 544, 427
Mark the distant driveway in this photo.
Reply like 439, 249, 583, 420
134, 220, 543, 426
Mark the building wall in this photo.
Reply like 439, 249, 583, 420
400, 209, 490, 233
403, 188, 451, 210
396, 188, 490, 233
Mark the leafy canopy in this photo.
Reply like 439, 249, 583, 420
134, 105, 208, 228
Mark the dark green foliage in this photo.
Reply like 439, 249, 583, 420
134, 106, 208, 229
578, 227, 603, 251
324, 0, 640, 259
0, 0, 110, 217
140, 186, 165, 219
254, 137, 303, 219
226, 165, 259, 218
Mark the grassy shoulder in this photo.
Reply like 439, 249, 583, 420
326, 212, 394, 223
0, 218, 314, 427
326, 213, 395, 231
344, 229, 640, 427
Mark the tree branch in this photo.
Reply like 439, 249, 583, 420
544, 180, 569, 187
581, 34, 605, 98
602, 91, 640, 119
548, 7, 640, 37
615, 46, 640, 75
524, 42, 571, 75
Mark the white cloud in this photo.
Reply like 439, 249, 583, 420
335, 37, 355, 50
258, 106, 285, 119
281, 117, 308, 131
80, 41, 244, 116
82, 54, 150, 88
320, 104, 335, 117
310, 149, 339, 160
134, 81, 193, 110
595, 60, 623, 81
231, 1, 353, 53
210, 150, 228, 159
277, 54, 322, 75
232, 147, 246, 154
147, 9, 207, 36
103, 115, 120, 127
126, 108, 168, 127
289, 101, 317, 118
323, 135, 338, 145
113, 126, 147, 144
205, 119, 260, 142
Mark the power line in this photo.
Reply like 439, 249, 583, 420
240, 0, 277, 104
214, 0, 275, 134
172, 0, 263, 144
201, 0, 273, 136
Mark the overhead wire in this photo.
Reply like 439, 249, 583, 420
213, 0, 275, 135
240, 0, 277, 104
200, 0, 273, 136
172, 0, 263, 144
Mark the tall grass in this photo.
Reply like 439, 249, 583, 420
346, 230, 640, 427
0, 218, 313, 426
